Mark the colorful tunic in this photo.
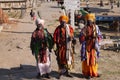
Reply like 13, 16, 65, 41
79, 24, 102, 77
53, 24, 74, 71
30, 28, 54, 75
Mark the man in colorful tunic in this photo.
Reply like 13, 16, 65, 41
30, 18, 54, 79
79, 16, 102, 79
53, 15, 74, 79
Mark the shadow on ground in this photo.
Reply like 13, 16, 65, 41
0, 64, 87, 80
0, 64, 63, 80
0, 64, 38, 80
71, 72, 84, 78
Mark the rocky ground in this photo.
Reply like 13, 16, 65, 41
0, 1, 120, 80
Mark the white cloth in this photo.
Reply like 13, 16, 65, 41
38, 49, 51, 75
35, 18, 45, 26
66, 24, 72, 65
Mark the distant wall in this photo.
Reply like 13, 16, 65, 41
0, 0, 28, 18
0, 0, 27, 10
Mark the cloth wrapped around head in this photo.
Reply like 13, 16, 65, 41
59, 15, 69, 23
85, 13, 95, 22
35, 18, 45, 26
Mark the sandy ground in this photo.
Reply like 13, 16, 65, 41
0, 1, 120, 80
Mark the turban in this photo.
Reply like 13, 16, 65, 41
59, 15, 69, 23
35, 18, 45, 26
85, 13, 95, 22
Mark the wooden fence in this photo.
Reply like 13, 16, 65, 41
0, 0, 27, 10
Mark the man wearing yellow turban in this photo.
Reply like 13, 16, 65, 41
53, 15, 74, 79
79, 18, 102, 79
84, 11, 95, 23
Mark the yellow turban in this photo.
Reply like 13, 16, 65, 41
59, 15, 69, 23
85, 13, 95, 22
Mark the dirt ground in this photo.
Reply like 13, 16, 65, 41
0, 1, 120, 80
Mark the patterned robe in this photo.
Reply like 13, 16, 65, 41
53, 24, 74, 71
30, 28, 54, 75
79, 24, 102, 77
30, 28, 47, 63
30, 28, 54, 62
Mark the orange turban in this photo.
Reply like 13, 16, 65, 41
85, 13, 95, 22
59, 15, 69, 23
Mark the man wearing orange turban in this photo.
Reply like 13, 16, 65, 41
84, 11, 95, 23
59, 15, 69, 23
53, 15, 75, 79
